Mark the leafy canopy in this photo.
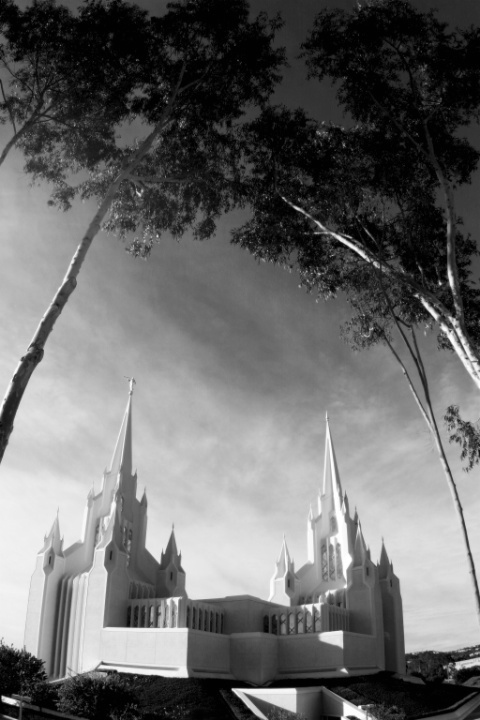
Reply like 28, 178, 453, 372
233, 0, 480, 353
0, 0, 285, 248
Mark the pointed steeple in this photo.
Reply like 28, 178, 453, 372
108, 379, 134, 479
42, 512, 62, 555
378, 539, 391, 579
353, 521, 368, 567
274, 534, 294, 578
323, 414, 343, 499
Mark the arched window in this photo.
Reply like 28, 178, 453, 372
149, 605, 154, 627
198, 609, 203, 630
297, 611, 304, 634
272, 615, 278, 635
171, 603, 177, 628
263, 615, 270, 633
330, 516, 337, 534
127, 606, 131, 627
280, 614, 287, 635
133, 606, 139, 628
314, 606, 321, 632
186, 606, 191, 628
163, 603, 169, 628
156, 605, 163, 628
305, 609, 313, 633
329, 543, 336, 580
336, 542, 343, 578
140, 606, 146, 627
209, 612, 213, 632
192, 607, 197, 630
321, 542, 328, 581
220, 614, 224, 634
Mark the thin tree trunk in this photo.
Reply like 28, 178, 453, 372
281, 194, 480, 393
0, 64, 187, 464
384, 329, 480, 628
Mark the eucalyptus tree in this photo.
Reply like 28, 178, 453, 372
233, 1, 480, 624
0, 0, 284, 462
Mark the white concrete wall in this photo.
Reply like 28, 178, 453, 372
230, 633, 278, 685
100, 628, 232, 678
277, 630, 345, 677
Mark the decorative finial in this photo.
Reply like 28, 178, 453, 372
325, 411, 329, 422
124, 376, 136, 395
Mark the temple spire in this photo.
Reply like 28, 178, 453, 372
322, 414, 343, 499
108, 379, 134, 478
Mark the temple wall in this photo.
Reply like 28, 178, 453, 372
100, 628, 231, 678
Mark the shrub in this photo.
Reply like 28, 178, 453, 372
57, 673, 140, 720
455, 666, 480, 684
0, 640, 47, 697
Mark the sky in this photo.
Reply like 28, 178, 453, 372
1, 0, 480, 658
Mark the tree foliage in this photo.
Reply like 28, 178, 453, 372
234, 0, 480, 391
0, 0, 284, 463
407, 651, 453, 684
57, 674, 139, 720
0, 640, 47, 697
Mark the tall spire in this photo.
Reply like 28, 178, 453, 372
274, 534, 294, 578
108, 379, 134, 478
42, 512, 62, 554
322, 414, 343, 499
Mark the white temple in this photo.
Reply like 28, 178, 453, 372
24, 385, 404, 685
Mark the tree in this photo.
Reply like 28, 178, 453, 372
232, 2, 480, 623
57, 674, 139, 720
0, 640, 47, 696
0, 0, 284, 462
407, 651, 453, 684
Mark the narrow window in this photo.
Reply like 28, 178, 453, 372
329, 543, 335, 580
288, 613, 296, 634
127, 607, 132, 627
263, 615, 270, 633
321, 542, 328, 581
336, 542, 343, 578
271, 615, 278, 635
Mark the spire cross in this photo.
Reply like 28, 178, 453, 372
124, 376, 136, 395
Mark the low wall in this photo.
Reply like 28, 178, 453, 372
100, 627, 232, 678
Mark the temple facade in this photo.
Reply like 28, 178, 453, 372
24, 387, 404, 685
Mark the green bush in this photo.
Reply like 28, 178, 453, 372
0, 640, 47, 697
57, 673, 140, 720
455, 665, 480, 684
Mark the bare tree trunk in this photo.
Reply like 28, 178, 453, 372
384, 329, 480, 628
